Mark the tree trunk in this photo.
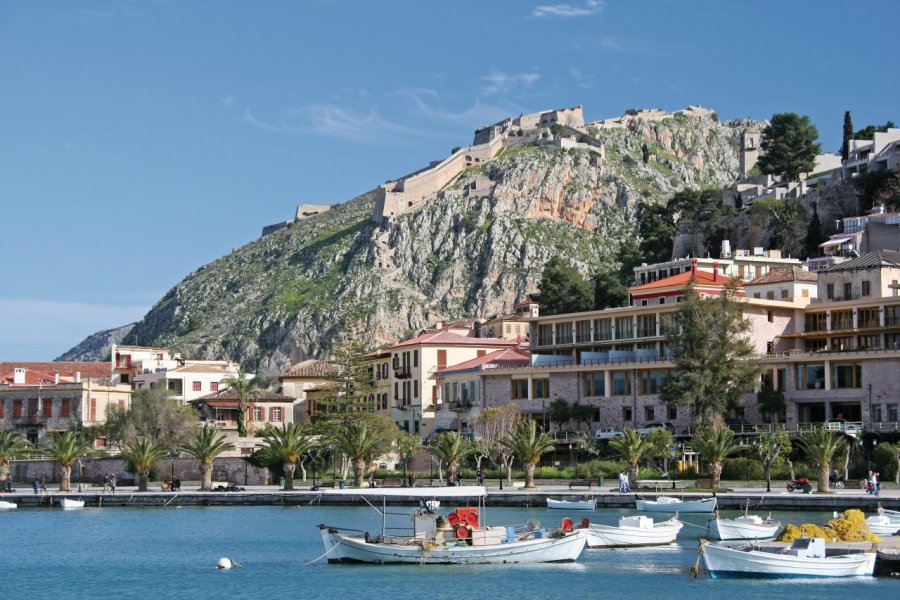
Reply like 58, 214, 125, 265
628, 461, 639, 487
816, 464, 830, 493
138, 469, 150, 492
283, 462, 296, 491
523, 462, 536, 488
787, 459, 796, 481
709, 462, 723, 488
842, 448, 850, 481
352, 459, 365, 487
61, 465, 72, 492
0, 464, 10, 484
200, 463, 213, 491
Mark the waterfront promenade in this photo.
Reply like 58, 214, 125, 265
3, 480, 897, 510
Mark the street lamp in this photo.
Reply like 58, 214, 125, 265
668, 445, 679, 489
569, 443, 574, 478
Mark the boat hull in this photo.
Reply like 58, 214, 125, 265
585, 519, 682, 548
319, 527, 587, 564
59, 498, 85, 509
547, 498, 596, 510
701, 543, 876, 578
0, 500, 17, 509
710, 518, 782, 541
866, 516, 900, 536
635, 497, 717, 513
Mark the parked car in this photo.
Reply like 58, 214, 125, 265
553, 430, 578, 441
594, 427, 625, 440
637, 422, 676, 436
824, 418, 863, 434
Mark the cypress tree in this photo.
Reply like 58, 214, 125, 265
841, 111, 853, 162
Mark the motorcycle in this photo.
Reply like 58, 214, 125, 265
786, 477, 812, 493
829, 471, 845, 489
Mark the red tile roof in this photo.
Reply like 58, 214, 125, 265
437, 348, 530, 375
745, 266, 817, 285
190, 389, 296, 404
281, 359, 339, 378
389, 330, 517, 350
628, 269, 739, 293
0, 361, 111, 386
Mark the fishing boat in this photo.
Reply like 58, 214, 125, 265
547, 497, 596, 510
0, 500, 17, 509
866, 514, 900, 536
316, 486, 587, 564
636, 495, 716, 513
58, 498, 85, 509
700, 537, 876, 578
709, 509, 782, 541
585, 515, 682, 548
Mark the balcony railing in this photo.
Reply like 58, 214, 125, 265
448, 400, 473, 412
13, 413, 47, 426
393, 365, 411, 379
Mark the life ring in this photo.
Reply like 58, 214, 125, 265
561, 517, 574, 532
464, 512, 479, 526
456, 525, 471, 539
447, 513, 460, 526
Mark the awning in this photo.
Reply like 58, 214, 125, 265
819, 235, 854, 248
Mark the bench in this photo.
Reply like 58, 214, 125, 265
313, 481, 337, 489
845, 479, 865, 490
695, 479, 712, 488
374, 478, 406, 487
569, 479, 593, 490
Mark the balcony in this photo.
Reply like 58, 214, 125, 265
448, 400, 473, 412
14, 413, 47, 427
393, 365, 412, 379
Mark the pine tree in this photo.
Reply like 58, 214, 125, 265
538, 257, 593, 316
805, 201, 825, 258
757, 113, 821, 180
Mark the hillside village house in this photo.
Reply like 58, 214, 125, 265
0, 362, 131, 447
381, 325, 517, 436
478, 299, 539, 341
471, 254, 900, 435
132, 361, 242, 404
279, 359, 340, 424
188, 389, 296, 455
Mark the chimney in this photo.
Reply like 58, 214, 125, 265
713, 262, 719, 282
54, 371, 59, 385
75, 371, 81, 383
13, 368, 26, 384
691, 258, 698, 277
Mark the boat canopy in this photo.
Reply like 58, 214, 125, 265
322, 485, 487, 498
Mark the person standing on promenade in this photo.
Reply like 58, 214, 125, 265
32, 477, 39, 494
873, 472, 880, 497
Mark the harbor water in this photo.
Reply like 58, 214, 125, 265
2, 505, 898, 599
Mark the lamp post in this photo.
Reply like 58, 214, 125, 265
77, 458, 83, 493
668, 445, 679, 489
569, 443, 574, 478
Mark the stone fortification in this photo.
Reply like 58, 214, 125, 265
374, 106, 585, 224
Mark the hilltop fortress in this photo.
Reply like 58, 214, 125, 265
261, 104, 732, 235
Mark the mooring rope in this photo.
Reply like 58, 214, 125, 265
304, 539, 342, 566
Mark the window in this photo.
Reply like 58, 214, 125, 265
667, 405, 677, 421
413, 350, 418, 369
644, 406, 655, 421
505, 324, 511, 334
767, 310, 774, 323
805, 313, 827, 332
192, 381, 201, 392
623, 407, 632, 422
826, 283, 834, 299
42, 399, 53, 417
512, 379, 529, 400
843, 282, 852, 299
766, 291, 775, 300
831, 363, 862, 389
639, 370, 668, 395
658, 297, 665, 305
796, 364, 826, 390
861, 280, 871, 297
13, 399, 23, 417
888, 404, 898, 422
90, 398, 97, 421
753, 293, 760, 299
611, 371, 631, 396
532, 378, 550, 399
252, 407, 262, 421
873, 404, 882, 422
210, 382, 219, 392
802, 289, 809, 298
594, 319, 612, 341
615, 317, 634, 340
271, 407, 283, 421
437, 350, 447, 370
583, 372, 605, 397
780, 289, 789, 299
640, 299, 648, 307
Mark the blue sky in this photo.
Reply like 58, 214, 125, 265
1, 0, 897, 361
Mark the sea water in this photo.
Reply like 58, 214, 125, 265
2, 505, 898, 599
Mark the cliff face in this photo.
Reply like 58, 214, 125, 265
60, 110, 749, 376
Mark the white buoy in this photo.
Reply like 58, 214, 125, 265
216, 557, 233, 570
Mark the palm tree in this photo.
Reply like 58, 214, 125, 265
427, 432, 471, 484
798, 427, 848, 493
501, 422, 556, 489
260, 423, 314, 491
180, 425, 236, 491
690, 426, 745, 488
221, 368, 261, 437
609, 429, 670, 487
120, 437, 168, 492
45, 431, 92, 492
396, 432, 422, 484
331, 422, 385, 487
0, 431, 33, 488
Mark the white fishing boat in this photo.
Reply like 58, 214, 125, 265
866, 514, 900, 536
59, 498, 85, 509
547, 497, 596, 510
881, 508, 900, 520
709, 514, 782, 541
0, 500, 17, 509
636, 495, 717, 513
316, 486, 587, 564
585, 515, 682, 548
700, 538, 876, 578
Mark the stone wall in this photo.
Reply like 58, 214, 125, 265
8, 457, 272, 487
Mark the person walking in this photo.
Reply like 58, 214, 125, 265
32, 477, 40, 495
873, 472, 880, 497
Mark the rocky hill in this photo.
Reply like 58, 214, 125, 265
60, 108, 751, 376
